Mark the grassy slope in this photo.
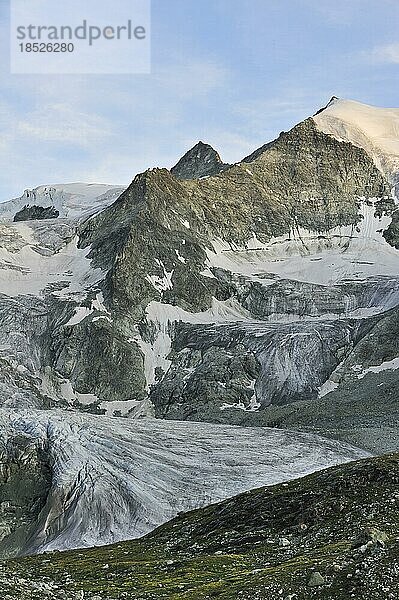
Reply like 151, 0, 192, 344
5, 453, 399, 599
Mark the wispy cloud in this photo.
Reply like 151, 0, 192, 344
370, 43, 399, 64
0, 55, 232, 199
16, 103, 112, 145
300, 0, 364, 25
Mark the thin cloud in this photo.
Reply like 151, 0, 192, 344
370, 43, 399, 64
16, 103, 112, 145
302, 0, 398, 26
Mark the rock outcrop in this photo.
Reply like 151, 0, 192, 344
13, 205, 60, 222
171, 141, 229, 179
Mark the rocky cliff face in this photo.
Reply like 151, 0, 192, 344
13, 205, 60, 222
0, 431, 50, 559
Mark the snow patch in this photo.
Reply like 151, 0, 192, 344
76, 392, 99, 406
146, 261, 174, 292
65, 306, 93, 327
64, 293, 111, 327
133, 328, 172, 391
357, 357, 399, 379
200, 267, 216, 278
175, 249, 186, 264
145, 297, 252, 326
220, 379, 261, 412
318, 380, 339, 398
100, 399, 141, 417
204, 201, 399, 286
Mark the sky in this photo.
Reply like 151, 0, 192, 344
0, 0, 399, 200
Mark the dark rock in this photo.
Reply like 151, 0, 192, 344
13, 205, 59, 222
0, 434, 51, 559
171, 141, 229, 180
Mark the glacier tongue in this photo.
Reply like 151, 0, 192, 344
0, 409, 369, 558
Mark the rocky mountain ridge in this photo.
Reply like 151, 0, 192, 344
0, 101, 397, 424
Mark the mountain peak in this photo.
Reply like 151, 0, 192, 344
313, 97, 399, 184
194, 140, 213, 149
313, 95, 340, 116
171, 141, 229, 180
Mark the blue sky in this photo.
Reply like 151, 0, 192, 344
0, 0, 399, 200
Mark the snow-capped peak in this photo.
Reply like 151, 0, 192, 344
313, 98, 399, 185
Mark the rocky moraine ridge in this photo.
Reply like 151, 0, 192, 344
0, 98, 398, 566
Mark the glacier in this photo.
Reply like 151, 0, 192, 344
0, 409, 369, 558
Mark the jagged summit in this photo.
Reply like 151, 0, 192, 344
244, 96, 399, 191
171, 140, 229, 180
